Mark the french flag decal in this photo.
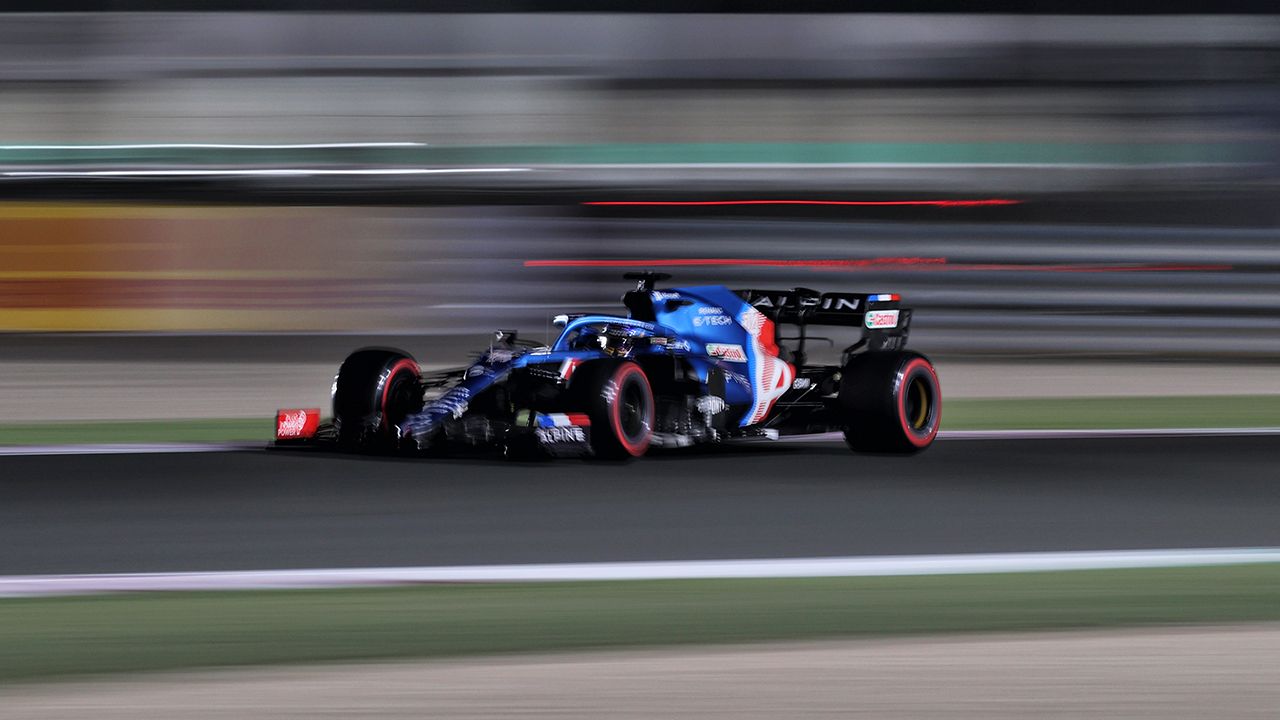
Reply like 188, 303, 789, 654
537, 413, 592, 428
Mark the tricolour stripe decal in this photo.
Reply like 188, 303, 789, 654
536, 413, 592, 428
737, 303, 793, 425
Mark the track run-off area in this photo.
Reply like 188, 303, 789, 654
0, 432, 1277, 579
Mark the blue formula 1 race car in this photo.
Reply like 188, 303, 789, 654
274, 272, 941, 459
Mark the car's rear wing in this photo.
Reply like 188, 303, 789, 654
734, 287, 911, 355
734, 288, 909, 329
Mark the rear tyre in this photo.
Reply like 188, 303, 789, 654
839, 351, 940, 454
572, 360, 654, 460
332, 348, 422, 448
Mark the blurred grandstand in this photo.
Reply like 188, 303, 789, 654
0, 11, 1278, 359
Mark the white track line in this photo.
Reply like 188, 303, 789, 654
2, 548, 1278, 597
941, 427, 1280, 440
780, 427, 1280, 443
2, 427, 1277, 457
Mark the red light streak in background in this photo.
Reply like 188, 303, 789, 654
582, 199, 1022, 207
524, 258, 1233, 273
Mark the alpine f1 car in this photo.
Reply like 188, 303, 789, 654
274, 273, 940, 459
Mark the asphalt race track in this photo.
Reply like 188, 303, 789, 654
0, 435, 1277, 575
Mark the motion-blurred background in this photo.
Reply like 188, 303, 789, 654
3, 6, 1280, 717
2, 8, 1279, 425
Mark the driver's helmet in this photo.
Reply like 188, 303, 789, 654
571, 323, 643, 357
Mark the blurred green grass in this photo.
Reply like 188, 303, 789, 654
0, 395, 1276, 445
2, 565, 1279, 683
0, 419, 267, 445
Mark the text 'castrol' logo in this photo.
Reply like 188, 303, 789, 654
864, 310, 900, 329
706, 343, 747, 362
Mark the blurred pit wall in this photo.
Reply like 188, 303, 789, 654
3, 203, 1280, 361
3, 12, 1280, 358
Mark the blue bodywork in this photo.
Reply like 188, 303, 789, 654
398, 285, 797, 445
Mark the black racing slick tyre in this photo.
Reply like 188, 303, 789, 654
332, 348, 422, 448
838, 351, 941, 454
572, 360, 655, 460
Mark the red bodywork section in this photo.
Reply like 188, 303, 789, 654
276, 408, 321, 440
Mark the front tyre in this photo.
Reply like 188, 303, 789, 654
332, 347, 422, 449
839, 351, 940, 454
573, 360, 655, 460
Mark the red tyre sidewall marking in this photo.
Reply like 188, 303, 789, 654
379, 358, 421, 430
896, 358, 939, 448
610, 364, 653, 457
